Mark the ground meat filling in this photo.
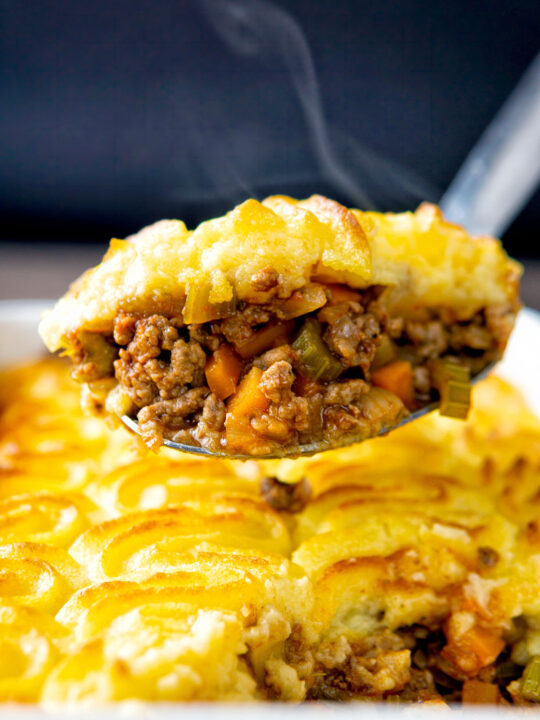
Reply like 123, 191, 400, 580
72, 278, 513, 453
281, 624, 523, 705
323, 306, 382, 373
259, 476, 312, 513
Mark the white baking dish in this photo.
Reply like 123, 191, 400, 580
0, 299, 539, 719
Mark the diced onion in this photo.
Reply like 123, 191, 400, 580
183, 277, 236, 324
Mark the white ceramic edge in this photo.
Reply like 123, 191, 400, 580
0, 702, 532, 719
0, 300, 539, 719
0, 300, 53, 365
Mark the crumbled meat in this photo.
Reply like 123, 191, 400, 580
119, 314, 179, 360
114, 315, 206, 408
294, 393, 324, 443
219, 305, 272, 345
398, 668, 442, 703
273, 395, 310, 431
257, 361, 310, 434
260, 361, 295, 403
282, 624, 315, 686
477, 546, 500, 568
449, 322, 494, 351
260, 476, 312, 513
486, 304, 519, 350
189, 324, 220, 352
250, 414, 291, 442
193, 393, 226, 452
250, 267, 280, 292
413, 366, 431, 396
323, 379, 369, 406
311, 631, 411, 700
144, 338, 206, 398
115, 354, 158, 407
113, 312, 137, 346
323, 405, 365, 437
252, 390, 311, 439
138, 387, 209, 429
137, 387, 209, 450
323, 386, 405, 442
323, 312, 382, 374
405, 320, 449, 358
253, 345, 298, 370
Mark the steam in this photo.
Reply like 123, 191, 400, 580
195, 0, 437, 209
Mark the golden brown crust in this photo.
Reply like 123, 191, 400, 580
39, 196, 520, 352
1, 359, 540, 704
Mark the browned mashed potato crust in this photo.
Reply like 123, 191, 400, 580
2, 358, 540, 706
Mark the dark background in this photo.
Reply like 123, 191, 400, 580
1, 0, 539, 256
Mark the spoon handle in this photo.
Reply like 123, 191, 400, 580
440, 52, 540, 238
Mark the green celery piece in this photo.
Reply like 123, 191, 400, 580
292, 318, 343, 382
522, 656, 540, 701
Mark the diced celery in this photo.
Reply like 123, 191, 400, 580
434, 358, 471, 419
495, 660, 522, 682
521, 656, 540, 701
279, 284, 328, 319
292, 318, 343, 382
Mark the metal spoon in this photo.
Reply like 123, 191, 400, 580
121, 52, 540, 458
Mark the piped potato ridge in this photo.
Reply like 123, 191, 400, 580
1, 358, 540, 705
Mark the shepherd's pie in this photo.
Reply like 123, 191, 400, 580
39, 196, 521, 455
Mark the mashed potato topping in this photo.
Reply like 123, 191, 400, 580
40, 197, 519, 350
1, 357, 540, 705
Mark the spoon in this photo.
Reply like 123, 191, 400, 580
121, 52, 540, 458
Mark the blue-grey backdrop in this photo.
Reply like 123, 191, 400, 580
1, 0, 539, 254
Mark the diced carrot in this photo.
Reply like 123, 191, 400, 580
462, 680, 502, 704
442, 625, 505, 677
234, 320, 294, 359
463, 626, 505, 668
205, 344, 243, 400
227, 367, 268, 418
225, 367, 270, 453
325, 283, 362, 305
280, 284, 328, 319
371, 360, 415, 408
